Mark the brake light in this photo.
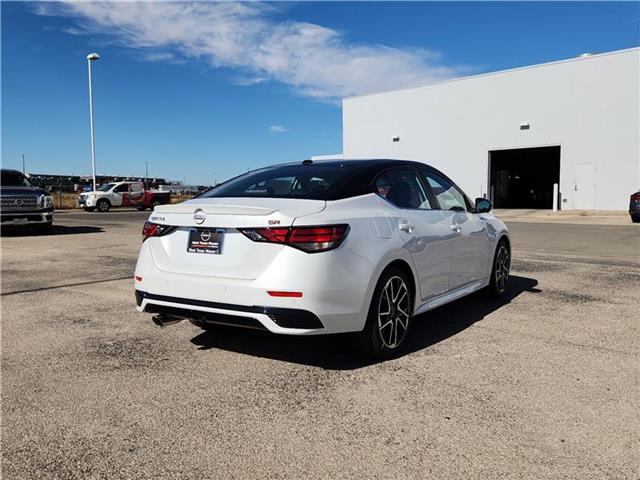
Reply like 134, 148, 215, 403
631, 193, 640, 201
239, 224, 349, 253
142, 222, 175, 241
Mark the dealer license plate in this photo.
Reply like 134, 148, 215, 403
187, 228, 225, 254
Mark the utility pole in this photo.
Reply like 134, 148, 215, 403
21, 154, 25, 174
87, 52, 101, 191
145, 161, 149, 189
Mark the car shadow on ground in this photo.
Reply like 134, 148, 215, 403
0, 225, 104, 236
190, 275, 540, 370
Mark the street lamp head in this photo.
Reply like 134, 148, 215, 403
87, 52, 101, 61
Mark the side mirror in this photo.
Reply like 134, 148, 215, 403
475, 198, 492, 213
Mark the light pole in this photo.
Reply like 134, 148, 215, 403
145, 161, 149, 189
21, 154, 25, 174
87, 52, 100, 191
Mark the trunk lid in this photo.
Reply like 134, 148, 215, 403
147, 197, 325, 280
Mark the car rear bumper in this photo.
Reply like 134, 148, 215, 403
134, 240, 377, 335
136, 290, 325, 331
1, 210, 54, 226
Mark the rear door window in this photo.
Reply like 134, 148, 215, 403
375, 169, 431, 210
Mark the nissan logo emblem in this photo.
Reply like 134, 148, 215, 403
200, 230, 212, 242
193, 209, 206, 225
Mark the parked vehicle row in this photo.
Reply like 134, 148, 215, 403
0, 169, 54, 233
134, 159, 511, 358
78, 181, 171, 212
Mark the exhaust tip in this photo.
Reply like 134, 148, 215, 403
152, 314, 184, 328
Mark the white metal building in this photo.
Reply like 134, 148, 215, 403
343, 48, 639, 210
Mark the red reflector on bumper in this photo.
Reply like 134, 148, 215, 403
267, 291, 303, 298
135, 275, 143, 282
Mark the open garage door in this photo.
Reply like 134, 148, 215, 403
489, 146, 560, 209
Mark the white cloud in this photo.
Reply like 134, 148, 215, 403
37, 1, 464, 100
61, 26, 83, 36
145, 52, 177, 62
269, 125, 290, 133
143, 51, 186, 64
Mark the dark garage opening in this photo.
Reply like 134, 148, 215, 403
489, 146, 560, 209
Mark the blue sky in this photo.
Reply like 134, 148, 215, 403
3, 2, 639, 185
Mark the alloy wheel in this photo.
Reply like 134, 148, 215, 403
494, 245, 510, 293
377, 275, 410, 349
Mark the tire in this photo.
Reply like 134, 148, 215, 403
96, 199, 111, 212
36, 222, 53, 234
83, 207, 96, 212
631, 214, 640, 224
137, 207, 147, 211
488, 239, 511, 296
357, 267, 413, 359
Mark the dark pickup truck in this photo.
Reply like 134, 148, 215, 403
1, 169, 54, 233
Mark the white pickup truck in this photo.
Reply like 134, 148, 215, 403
78, 181, 171, 212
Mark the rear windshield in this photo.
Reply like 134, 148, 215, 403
1, 171, 31, 187
200, 164, 359, 200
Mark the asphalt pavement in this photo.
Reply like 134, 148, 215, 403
2, 209, 638, 479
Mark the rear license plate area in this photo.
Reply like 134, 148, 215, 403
13, 218, 28, 225
187, 228, 225, 254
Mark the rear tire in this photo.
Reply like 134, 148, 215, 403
83, 207, 96, 212
137, 207, 147, 211
96, 199, 111, 212
357, 267, 413, 359
488, 239, 510, 296
631, 214, 640, 223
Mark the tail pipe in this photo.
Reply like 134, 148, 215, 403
152, 314, 184, 328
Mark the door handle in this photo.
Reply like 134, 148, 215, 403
450, 224, 461, 232
399, 220, 414, 233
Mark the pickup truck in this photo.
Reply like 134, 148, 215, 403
1, 169, 54, 233
78, 181, 171, 212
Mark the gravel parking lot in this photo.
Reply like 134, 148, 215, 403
2, 210, 638, 479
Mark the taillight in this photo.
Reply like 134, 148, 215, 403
631, 193, 640, 201
142, 222, 176, 241
239, 224, 349, 253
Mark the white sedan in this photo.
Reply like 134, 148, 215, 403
134, 159, 510, 358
